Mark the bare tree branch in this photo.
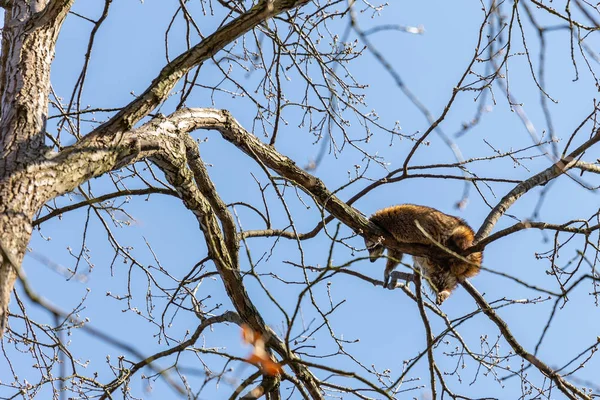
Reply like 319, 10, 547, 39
461, 281, 591, 400
32, 187, 178, 226
476, 110, 600, 242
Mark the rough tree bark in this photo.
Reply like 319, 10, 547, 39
0, 0, 74, 334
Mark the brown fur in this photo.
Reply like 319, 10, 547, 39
365, 204, 482, 304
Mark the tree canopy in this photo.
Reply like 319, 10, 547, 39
1, 1, 599, 399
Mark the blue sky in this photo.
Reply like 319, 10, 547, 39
2, 1, 600, 399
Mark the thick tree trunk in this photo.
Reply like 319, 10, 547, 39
0, 1, 72, 336
0, 192, 33, 334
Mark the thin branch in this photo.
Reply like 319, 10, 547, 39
32, 188, 177, 226
470, 220, 600, 254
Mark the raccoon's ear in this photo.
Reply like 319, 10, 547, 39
448, 225, 475, 250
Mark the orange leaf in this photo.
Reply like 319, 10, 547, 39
241, 323, 256, 344
241, 325, 283, 376
260, 358, 283, 376
246, 353, 263, 365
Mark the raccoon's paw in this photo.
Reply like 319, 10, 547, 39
436, 290, 451, 305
